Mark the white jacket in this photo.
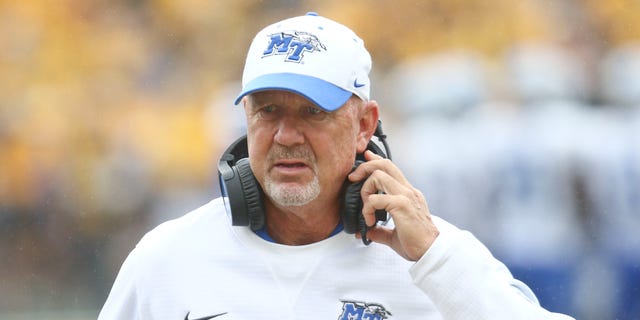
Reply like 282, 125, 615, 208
98, 198, 574, 319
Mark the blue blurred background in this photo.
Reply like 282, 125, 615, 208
1, 0, 638, 319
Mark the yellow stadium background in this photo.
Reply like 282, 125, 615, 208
1, 1, 639, 319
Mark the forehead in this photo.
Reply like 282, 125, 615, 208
247, 90, 317, 107
246, 90, 361, 114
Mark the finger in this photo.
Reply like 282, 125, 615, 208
360, 169, 412, 201
348, 151, 393, 181
348, 152, 410, 185
364, 149, 383, 161
361, 193, 411, 225
353, 225, 393, 245
364, 226, 393, 247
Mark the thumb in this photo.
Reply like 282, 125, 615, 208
362, 226, 393, 247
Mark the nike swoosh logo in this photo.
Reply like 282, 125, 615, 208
354, 79, 366, 88
184, 311, 227, 320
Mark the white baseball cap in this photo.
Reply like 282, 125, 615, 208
234, 12, 372, 112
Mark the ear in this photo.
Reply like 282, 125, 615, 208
356, 100, 380, 154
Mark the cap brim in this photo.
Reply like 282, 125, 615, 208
234, 73, 352, 112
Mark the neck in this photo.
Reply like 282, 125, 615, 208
264, 199, 341, 245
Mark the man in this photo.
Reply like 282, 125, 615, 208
98, 12, 574, 319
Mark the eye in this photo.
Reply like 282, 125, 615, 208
304, 106, 327, 119
255, 104, 278, 119
262, 105, 276, 113
307, 106, 322, 115
302, 106, 330, 122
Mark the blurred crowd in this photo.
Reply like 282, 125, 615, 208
0, 0, 638, 319
380, 43, 640, 319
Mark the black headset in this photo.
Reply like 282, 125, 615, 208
217, 121, 392, 245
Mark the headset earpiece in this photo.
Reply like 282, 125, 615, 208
218, 136, 265, 231
340, 137, 390, 245
342, 161, 366, 235
234, 158, 266, 230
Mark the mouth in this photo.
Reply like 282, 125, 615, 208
274, 159, 308, 169
272, 159, 313, 176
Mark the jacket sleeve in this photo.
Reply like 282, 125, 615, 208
409, 217, 575, 320
97, 247, 142, 320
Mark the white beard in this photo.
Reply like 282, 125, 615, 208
264, 175, 320, 207
263, 145, 322, 207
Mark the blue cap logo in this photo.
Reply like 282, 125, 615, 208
262, 31, 326, 63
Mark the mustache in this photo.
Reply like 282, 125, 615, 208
268, 146, 316, 163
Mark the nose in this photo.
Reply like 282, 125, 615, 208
274, 116, 305, 147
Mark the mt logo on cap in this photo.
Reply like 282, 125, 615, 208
263, 31, 327, 63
